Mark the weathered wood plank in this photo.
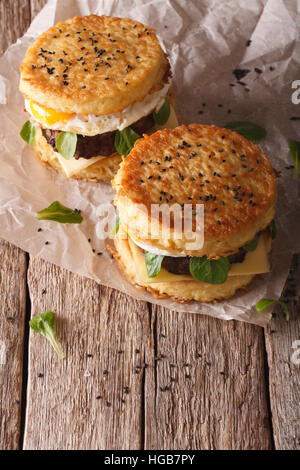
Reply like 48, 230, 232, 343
0, 240, 27, 450
24, 256, 150, 450
0, 0, 31, 54
0, 0, 32, 451
145, 306, 272, 450
265, 253, 300, 450
30, 0, 47, 18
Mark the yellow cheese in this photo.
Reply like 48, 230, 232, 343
155, 105, 178, 131
228, 234, 270, 276
128, 234, 270, 284
56, 153, 106, 178
56, 105, 178, 177
128, 237, 192, 284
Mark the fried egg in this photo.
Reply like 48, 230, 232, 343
25, 80, 171, 136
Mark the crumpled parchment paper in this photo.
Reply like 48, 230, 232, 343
0, 0, 300, 327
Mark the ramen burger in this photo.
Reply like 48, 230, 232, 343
111, 124, 277, 302
19, 15, 177, 181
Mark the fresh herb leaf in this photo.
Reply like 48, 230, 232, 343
189, 256, 229, 284
37, 201, 83, 224
20, 120, 37, 146
255, 298, 290, 321
243, 233, 259, 251
114, 126, 140, 157
289, 140, 300, 178
153, 99, 170, 125
56, 131, 77, 159
269, 219, 277, 240
225, 121, 266, 141
29, 311, 65, 359
110, 215, 120, 238
145, 252, 164, 278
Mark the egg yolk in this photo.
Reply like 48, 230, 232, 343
29, 101, 75, 126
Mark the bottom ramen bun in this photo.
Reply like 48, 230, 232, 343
19, 15, 176, 180
111, 123, 277, 303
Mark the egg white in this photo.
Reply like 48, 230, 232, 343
25, 79, 171, 136
128, 233, 186, 258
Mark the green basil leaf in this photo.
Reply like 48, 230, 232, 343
29, 311, 65, 359
20, 120, 37, 146
243, 233, 259, 252
145, 252, 164, 278
289, 140, 300, 179
56, 131, 77, 159
189, 256, 229, 284
153, 99, 170, 125
255, 298, 290, 321
110, 215, 120, 238
114, 126, 141, 157
269, 219, 277, 240
225, 121, 266, 141
37, 201, 83, 224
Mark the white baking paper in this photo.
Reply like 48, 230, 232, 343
0, 0, 300, 327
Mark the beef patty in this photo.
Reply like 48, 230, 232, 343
41, 112, 155, 160
161, 249, 246, 275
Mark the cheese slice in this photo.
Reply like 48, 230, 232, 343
55, 105, 178, 177
154, 105, 178, 131
128, 234, 270, 284
228, 234, 270, 276
128, 237, 192, 284
56, 153, 106, 178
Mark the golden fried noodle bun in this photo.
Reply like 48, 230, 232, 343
19, 15, 173, 180
112, 124, 276, 303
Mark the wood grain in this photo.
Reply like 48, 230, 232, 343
0, 0, 299, 451
0, 0, 32, 451
30, 0, 47, 17
24, 256, 150, 450
145, 306, 272, 450
0, 241, 27, 450
0, 0, 31, 54
265, 254, 300, 450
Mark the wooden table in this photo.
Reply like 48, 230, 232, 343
0, 0, 299, 451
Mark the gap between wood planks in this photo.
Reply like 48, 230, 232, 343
18, 254, 31, 450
